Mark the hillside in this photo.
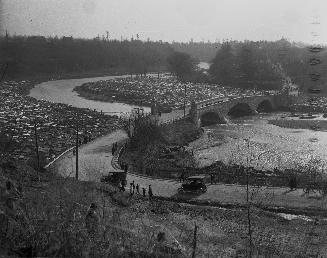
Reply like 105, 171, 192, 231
1, 159, 327, 257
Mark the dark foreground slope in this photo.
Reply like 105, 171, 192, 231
1, 159, 326, 257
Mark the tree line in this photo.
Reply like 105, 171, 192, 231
171, 41, 221, 62
0, 35, 174, 79
1, 35, 326, 92
169, 39, 327, 91
209, 39, 327, 90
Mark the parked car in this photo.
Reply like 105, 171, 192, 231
100, 171, 126, 186
179, 175, 207, 193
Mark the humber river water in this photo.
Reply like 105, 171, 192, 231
29, 75, 151, 116
30, 76, 327, 171
191, 113, 327, 170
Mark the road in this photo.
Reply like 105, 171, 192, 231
49, 129, 327, 212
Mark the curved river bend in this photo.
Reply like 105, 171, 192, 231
29, 75, 150, 115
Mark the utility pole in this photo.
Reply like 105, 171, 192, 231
192, 223, 198, 258
34, 119, 40, 181
75, 124, 79, 180
245, 139, 252, 257
184, 84, 187, 118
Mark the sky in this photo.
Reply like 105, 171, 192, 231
1, 0, 327, 43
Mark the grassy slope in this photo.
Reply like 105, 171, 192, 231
1, 160, 327, 257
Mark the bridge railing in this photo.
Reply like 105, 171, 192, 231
158, 115, 187, 126
196, 94, 270, 110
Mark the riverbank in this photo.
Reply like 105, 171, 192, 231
0, 80, 123, 164
73, 89, 153, 107
269, 116, 327, 131
73, 76, 268, 111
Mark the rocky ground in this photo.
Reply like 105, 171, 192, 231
0, 80, 122, 164
73, 76, 267, 110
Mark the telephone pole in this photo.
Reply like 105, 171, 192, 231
75, 124, 79, 180
184, 84, 187, 118
34, 119, 40, 181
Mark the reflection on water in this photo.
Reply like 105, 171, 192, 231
191, 113, 327, 170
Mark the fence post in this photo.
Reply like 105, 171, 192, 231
34, 119, 40, 181
75, 124, 79, 180
192, 223, 198, 258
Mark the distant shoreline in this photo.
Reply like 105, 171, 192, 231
269, 117, 327, 131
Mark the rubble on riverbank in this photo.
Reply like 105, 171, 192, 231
0, 80, 122, 164
74, 76, 267, 110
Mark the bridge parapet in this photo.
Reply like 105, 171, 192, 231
196, 94, 269, 110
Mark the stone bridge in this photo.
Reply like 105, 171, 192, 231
189, 94, 292, 126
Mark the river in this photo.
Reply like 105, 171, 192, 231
29, 75, 150, 116
190, 113, 327, 171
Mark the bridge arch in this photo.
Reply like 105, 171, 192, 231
200, 111, 226, 126
227, 103, 254, 118
256, 99, 274, 113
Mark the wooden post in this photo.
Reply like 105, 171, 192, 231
75, 124, 79, 180
246, 171, 252, 248
34, 120, 40, 181
192, 223, 198, 258
184, 84, 187, 118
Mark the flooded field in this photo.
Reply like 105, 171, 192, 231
191, 113, 327, 170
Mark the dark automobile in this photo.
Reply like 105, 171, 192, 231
179, 175, 207, 193
100, 171, 126, 186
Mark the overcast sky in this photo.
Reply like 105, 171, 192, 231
1, 0, 327, 43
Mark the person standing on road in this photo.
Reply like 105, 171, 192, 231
142, 187, 146, 197
132, 181, 135, 194
148, 185, 153, 199
130, 182, 133, 195
136, 184, 140, 194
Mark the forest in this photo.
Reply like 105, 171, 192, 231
0, 35, 174, 79
171, 41, 220, 62
209, 39, 327, 90
1, 35, 326, 91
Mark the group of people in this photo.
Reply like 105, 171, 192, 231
120, 180, 153, 199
